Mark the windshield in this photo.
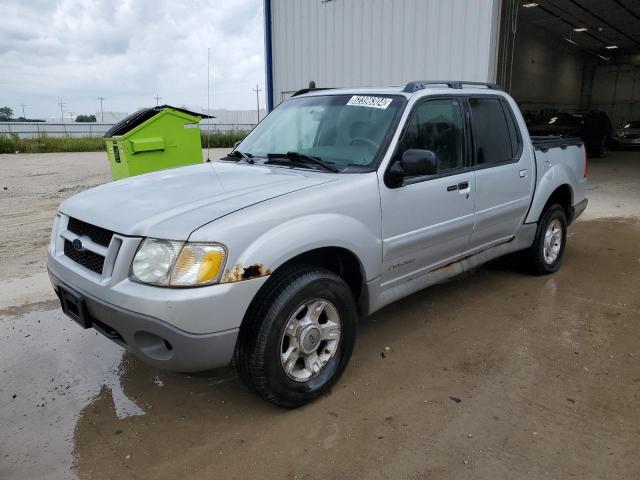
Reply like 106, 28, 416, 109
233, 94, 404, 171
544, 113, 582, 127
622, 121, 640, 129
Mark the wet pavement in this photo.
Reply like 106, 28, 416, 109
1, 151, 639, 479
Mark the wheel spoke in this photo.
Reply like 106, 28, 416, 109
282, 346, 299, 374
320, 320, 340, 341
304, 351, 322, 375
306, 300, 327, 323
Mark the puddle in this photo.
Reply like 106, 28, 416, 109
0, 307, 142, 480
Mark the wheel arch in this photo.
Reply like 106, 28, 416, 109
526, 177, 574, 224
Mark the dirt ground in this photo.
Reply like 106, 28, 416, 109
0, 150, 639, 479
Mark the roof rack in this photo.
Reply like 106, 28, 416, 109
291, 87, 335, 97
403, 81, 503, 93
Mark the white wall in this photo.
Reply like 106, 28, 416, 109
268, 0, 501, 106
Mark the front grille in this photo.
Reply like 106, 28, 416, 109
67, 217, 113, 248
64, 240, 105, 274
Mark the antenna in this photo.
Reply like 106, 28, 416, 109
98, 97, 105, 123
253, 84, 262, 123
207, 47, 211, 162
20, 103, 27, 119
58, 101, 66, 123
154, 93, 162, 106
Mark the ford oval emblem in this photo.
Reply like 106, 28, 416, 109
72, 238, 84, 252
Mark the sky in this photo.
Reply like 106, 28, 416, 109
0, 0, 265, 120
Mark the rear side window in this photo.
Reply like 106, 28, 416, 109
469, 97, 517, 166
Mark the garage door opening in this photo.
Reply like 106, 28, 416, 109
496, 0, 640, 155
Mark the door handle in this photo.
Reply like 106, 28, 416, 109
519, 169, 528, 178
458, 181, 469, 190
446, 184, 458, 192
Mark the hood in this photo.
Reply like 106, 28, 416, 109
59, 162, 336, 239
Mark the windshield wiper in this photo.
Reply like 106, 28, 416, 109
265, 151, 340, 172
223, 150, 254, 163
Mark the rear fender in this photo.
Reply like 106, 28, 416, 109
525, 163, 576, 223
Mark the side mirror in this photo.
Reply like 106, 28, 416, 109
400, 149, 438, 176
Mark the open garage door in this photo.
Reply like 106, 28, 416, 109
497, 0, 640, 155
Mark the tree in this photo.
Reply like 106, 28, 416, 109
0, 107, 13, 121
75, 114, 97, 122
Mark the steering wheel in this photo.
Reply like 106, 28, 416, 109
349, 137, 379, 149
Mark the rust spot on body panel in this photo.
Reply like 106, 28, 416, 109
224, 263, 272, 283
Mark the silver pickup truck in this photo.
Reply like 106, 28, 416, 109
48, 81, 587, 407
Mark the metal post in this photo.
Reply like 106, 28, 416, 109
98, 97, 105, 123
253, 84, 262, 123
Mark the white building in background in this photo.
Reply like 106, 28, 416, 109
263, 0, 501, 109
94, 111, 129, 123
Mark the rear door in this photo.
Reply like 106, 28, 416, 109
466, 96, 535, 252
378, 97, 475, 287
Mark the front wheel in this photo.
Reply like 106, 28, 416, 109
522, 204, 568, 275
234, 265, 357, 408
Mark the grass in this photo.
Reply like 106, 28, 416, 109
0, 131, 248, 154
200, 130, 247, 148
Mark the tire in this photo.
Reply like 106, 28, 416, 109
234, 265, 357, 408
593, 138, 608, 158
522, 204, 568, 275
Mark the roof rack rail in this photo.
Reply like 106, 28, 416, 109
291, 87, 335, 97
403, 80, 503, 93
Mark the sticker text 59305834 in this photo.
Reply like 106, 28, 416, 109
346, 95, 393, 109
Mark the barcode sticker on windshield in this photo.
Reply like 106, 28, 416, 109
346, 95, 392, 109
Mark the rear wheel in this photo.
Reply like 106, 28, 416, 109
523, 204, 567, 275
234, 265, 357, 408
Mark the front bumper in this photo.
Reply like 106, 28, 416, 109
47, 214, 270, 371
50, 270, 239, 372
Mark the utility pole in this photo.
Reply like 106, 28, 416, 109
58, 101, 66, 123
69, 112, 74, 122
154, 93, 162, 106
98, 97, 105, 122
20, 103, 27, 120
253, 84, 262, 123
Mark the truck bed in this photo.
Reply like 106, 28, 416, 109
530, 135, 583, 152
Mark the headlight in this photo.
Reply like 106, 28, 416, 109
130, 239, 227, 287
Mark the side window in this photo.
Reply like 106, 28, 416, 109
469, 97, 514, 166
398, 98, 465, 173
501, 100, 521, 158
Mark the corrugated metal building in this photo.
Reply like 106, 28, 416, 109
263, 0, 640, 127
264, 0, 501, 109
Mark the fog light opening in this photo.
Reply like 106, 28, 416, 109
134, 331, 175, 361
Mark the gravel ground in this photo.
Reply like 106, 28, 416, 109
0, 150, 639, 479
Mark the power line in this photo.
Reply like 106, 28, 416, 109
252, 84, 262, 123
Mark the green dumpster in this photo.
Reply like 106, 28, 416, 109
103, 105, 212, 180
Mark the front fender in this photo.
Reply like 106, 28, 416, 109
225, 213, 381, 283
525, 163, 576, 223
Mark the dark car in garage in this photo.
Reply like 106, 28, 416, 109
528, 111, 612, 157
611, 121, 640, 149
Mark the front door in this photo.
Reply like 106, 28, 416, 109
378, 97, 475, 288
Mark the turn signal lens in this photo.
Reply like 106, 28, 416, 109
170, 244, 226, 286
